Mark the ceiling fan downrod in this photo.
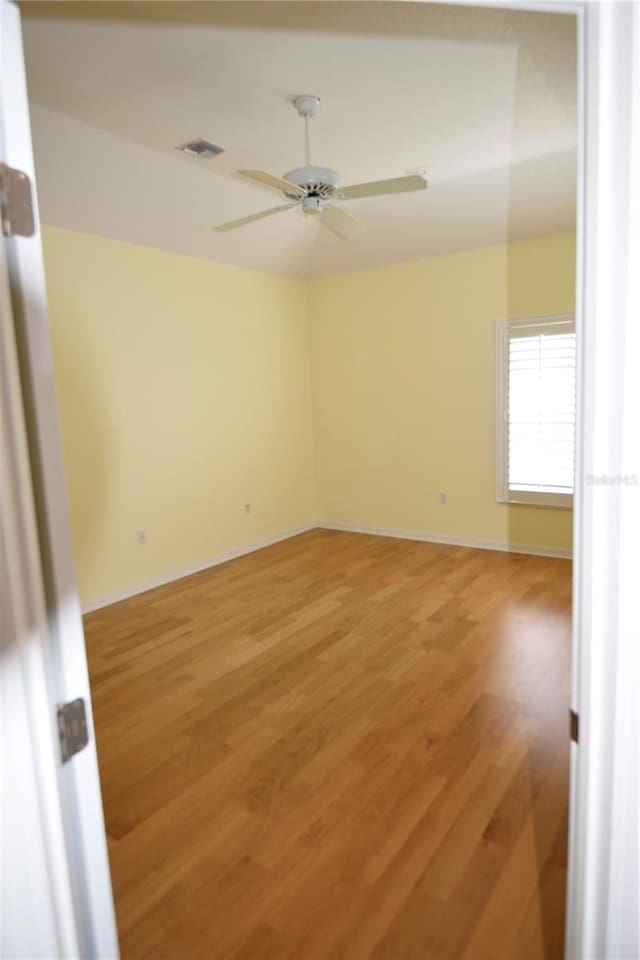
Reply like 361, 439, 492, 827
293, 95, 321, 166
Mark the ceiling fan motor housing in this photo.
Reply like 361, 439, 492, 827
283, 166, 340, 200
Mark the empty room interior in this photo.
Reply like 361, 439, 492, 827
20, 1, 577, 957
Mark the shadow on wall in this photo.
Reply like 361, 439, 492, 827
48, 315, 109, 598
506, 504, 573, 556
504, 7, 576, 559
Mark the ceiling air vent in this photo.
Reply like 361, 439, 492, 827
177, 138, 224, 159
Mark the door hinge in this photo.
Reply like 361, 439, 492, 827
570, 709, 579, 744
0, 162, 35, 238
57, 698, 89, 763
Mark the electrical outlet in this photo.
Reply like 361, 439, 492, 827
244, 503, 251, 515
136, 529, 147, 545
438, 491, 448, 506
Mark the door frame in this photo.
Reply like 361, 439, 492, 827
1, 2, 118, 956
4, 0, 638, 957
564, 2, 640, 956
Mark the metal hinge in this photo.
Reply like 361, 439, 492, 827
57, 698, 89, 763
570, 709, 579, 744
0, 163, 35, 237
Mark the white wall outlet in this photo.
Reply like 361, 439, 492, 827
136, 529, 147, 545
438, 491, 448, 506
244, 503, 251, 515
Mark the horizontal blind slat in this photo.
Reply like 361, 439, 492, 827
507, 328, 576, 494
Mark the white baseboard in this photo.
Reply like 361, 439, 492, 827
83, 518, 571, 613
317, 520, 572, 560
81, 523, 316, 614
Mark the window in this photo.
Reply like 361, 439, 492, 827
496, 315, 576, 507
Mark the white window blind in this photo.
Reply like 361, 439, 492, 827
497, 317, 576, 506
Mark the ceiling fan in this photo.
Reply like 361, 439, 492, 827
213, 95, 428, 239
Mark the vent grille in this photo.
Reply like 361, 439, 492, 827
177, 139, 224, 159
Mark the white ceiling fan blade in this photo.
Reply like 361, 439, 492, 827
340, 174, 428, 200
320, 205, 367, 240
213, 204, 295, 232
237, 169, 306, 199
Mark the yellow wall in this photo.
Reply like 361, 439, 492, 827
44, 228, 574, 606
43, 226, 316, 605
308, 233, 575, 553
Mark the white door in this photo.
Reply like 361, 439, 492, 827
0, 2, 118, 956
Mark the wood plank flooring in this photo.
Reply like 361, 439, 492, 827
85, 529, 572, 960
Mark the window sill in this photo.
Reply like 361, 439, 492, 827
499, 491, 574, 509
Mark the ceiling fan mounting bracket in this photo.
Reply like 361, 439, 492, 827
292, 95, 321, 118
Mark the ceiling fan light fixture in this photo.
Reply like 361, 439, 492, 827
302, 196, 323, 215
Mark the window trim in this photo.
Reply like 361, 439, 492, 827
496, 314, 575, 509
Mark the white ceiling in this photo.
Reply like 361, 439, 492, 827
21, 2, 577, 279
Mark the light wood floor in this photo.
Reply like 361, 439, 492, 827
85, 530, 572, 960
